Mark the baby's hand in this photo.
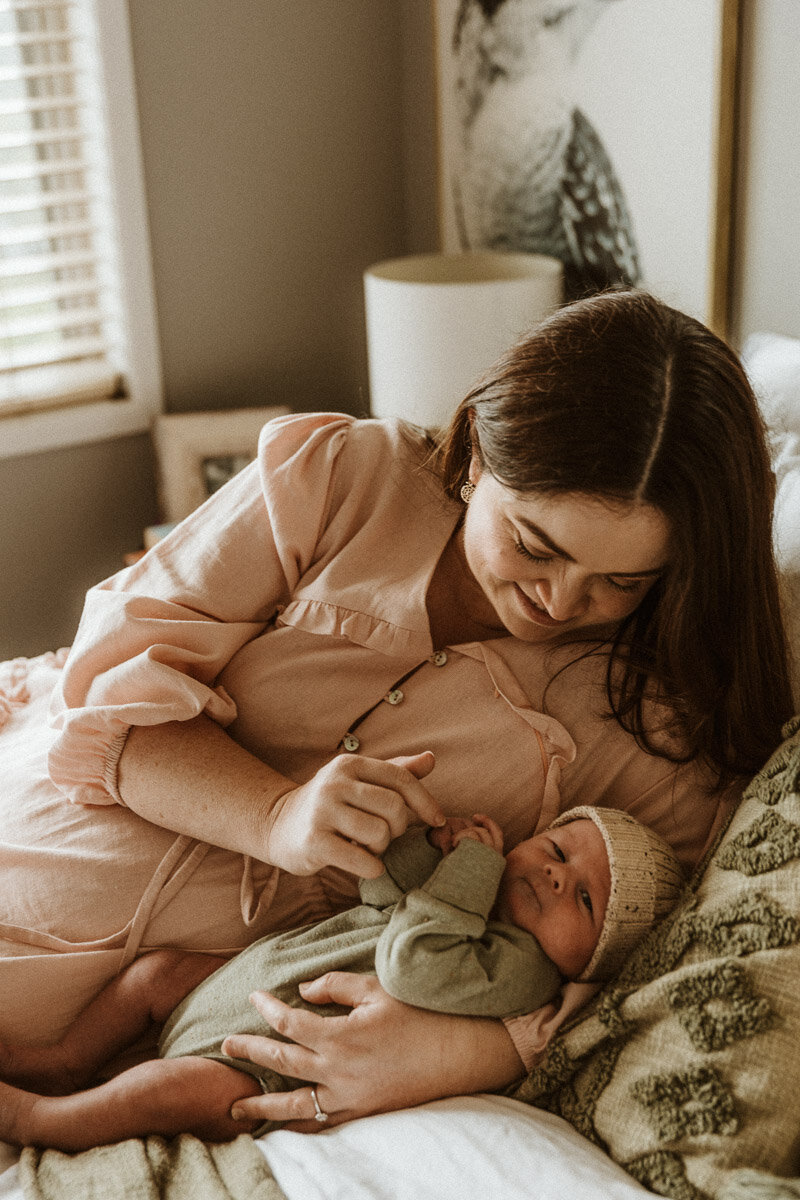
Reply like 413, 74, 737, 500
428, 816, 473, 854
451, 813, 504, 854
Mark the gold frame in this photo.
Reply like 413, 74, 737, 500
433, 0, 741, 338
707, 0, 742, 336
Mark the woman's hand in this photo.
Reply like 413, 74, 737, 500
263, 751, 444, 878
221, 973, 526, 1132
120, 721, 443, 878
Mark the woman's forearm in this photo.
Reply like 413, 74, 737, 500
117, 715, 295, 860
117, 718, 445, 878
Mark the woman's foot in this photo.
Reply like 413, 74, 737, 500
0, 1041, 87, 1096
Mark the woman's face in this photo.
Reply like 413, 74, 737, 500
461, 458, 671, 642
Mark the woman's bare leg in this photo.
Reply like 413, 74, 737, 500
0, 949, 226, 1094
0, 1056, 264, 1150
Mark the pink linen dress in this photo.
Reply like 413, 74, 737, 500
0, 413, 737, 1054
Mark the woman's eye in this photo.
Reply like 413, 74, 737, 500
580, 888, 594, 915
514, 538, 551, 564
550, 841, 566, 862
605, 576, 647, 594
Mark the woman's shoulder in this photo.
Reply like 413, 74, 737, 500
259, 412, 445, 527
254, 411, 453, 580
258, 412, 432, 471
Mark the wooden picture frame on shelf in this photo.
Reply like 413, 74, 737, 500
434, 0, 740, 335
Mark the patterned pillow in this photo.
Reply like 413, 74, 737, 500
513, 717, 800, 1200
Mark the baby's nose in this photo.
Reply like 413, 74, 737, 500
545, 862, 564, 891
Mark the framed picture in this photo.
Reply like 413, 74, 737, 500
152, 406, 290, 523
434, 0, 740, 333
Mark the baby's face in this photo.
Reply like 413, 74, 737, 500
495, 819, 610, 978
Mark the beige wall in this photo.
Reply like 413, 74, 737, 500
0, 1, 427, 658
1, 0, 798, 658
0, 433, 158, 658
129, 0, 410, 416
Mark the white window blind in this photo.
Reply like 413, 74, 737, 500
0, 0, 161, 455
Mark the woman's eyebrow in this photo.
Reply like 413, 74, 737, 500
517, 518, 573, 559
520, 518, 575, 559
516, 517, 665, 578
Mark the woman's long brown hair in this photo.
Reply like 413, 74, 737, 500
434, 289, 794, 787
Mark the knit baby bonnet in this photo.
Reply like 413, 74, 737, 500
550, 805, 685, 983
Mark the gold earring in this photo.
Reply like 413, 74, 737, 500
460, 481, 476, 503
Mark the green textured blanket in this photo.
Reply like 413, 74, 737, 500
18, 1133, 286, 1200
510, 717, 800, 1199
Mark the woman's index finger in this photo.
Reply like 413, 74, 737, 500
390, 766, 446, 828
356, 756, 446, 828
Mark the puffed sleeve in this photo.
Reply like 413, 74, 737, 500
47, 412, 355, 807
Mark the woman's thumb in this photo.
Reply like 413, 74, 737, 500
298, 971, 379, 1007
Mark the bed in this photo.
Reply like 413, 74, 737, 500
0, 1097, 654, 1200
2, 330, 800, 1199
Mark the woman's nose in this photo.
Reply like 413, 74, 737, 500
535, 572, 588, 621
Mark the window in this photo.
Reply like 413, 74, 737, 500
0, 0, 161, 458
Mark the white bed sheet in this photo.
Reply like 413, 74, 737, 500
0, 1096, 650, 1200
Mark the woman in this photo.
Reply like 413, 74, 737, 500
0, 289, 792, 1133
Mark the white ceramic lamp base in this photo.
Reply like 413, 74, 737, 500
364, 251, 563, 428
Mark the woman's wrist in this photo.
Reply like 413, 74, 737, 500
117, 715, 297, 861
459, 1016, 526, 1093
118, 726, 444, 878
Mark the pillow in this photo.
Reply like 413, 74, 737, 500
742, 332, 800, 439
513, 717, 800, 1200
260, 1096, 653, 1200
742, 332, 800, 708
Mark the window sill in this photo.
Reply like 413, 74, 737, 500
0, 386, 161, 460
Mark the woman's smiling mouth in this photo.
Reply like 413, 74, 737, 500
512, 584, 568, 627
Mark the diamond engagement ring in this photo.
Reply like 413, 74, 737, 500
310, 1085, 329, 1123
